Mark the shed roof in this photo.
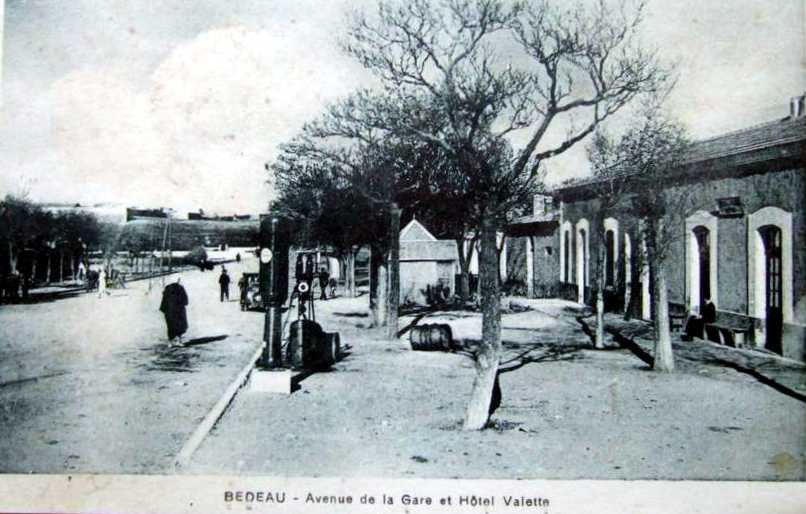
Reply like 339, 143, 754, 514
400, 218, 437, 241
556, 115, 806, 192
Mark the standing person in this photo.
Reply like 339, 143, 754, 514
218, 267, 231, 302
160, 276, 189, 346
97, 268, 110, 298
21, 274, 30, 301
238, 274, 249, 311
318, 267, 330, 301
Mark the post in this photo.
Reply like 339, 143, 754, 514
260, 217, 289, 369
386, 204, 401, 340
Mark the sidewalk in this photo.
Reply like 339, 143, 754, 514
186, 297, 806, 480
602, 314, 806, 397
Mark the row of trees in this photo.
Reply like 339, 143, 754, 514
586, 97, 692, 372
271, 0, 679, 429
0, 195, 118, 283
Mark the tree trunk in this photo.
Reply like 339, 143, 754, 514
8, 241, 17, 275
458, 272, 470, 301
59, 249, 64, 283
463, 210, 502, 430
46, 252, 52, 284
347, 248, 356, 298
646, 219, 674, 372
386, 205, 401, 340
594, 225, 606, 349
378, 262, 388, 327
595, 263, 606, 349
456, 236, 475, 300
369, 245, 384, 327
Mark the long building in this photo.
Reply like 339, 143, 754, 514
505, 94, 806, 361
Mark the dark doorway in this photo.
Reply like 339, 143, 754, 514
693, 226, 711, 309
579, 229, 587, 303
760, 225, 783, 354
563, 230, 571, 282
605, 229, 615, 287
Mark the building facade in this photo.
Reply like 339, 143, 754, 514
399, 219, 459, 305
512, 99, 806, 361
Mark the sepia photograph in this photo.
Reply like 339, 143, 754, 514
0, 0, 805, 511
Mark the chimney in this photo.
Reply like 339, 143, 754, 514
533, 194, 545, 216
789, 93, 805, 119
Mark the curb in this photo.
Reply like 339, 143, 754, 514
173, 341, 265, 470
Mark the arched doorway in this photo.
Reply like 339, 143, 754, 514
603, 217, 620, 290
692, 226, 711, 309
748, 206, 793, 354
685, 211, 719, 312
759, 225, 783, 353
575, 219, 589, 304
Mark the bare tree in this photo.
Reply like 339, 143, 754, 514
341, 0, 669, 429
588, 98, 692, 371
585, 130, 637, 348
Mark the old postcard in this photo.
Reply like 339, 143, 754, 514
1, 0, 805, 512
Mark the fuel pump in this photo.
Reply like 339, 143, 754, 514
258, 215, 289, 369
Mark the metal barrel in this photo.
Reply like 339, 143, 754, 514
409, 324, 453, 351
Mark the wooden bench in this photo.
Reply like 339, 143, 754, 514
668, 304, 688, 333
705, 316, 753, 348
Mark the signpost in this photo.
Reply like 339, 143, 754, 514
258, 216, 289, 369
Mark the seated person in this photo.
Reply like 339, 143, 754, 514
682, 297, 717, 342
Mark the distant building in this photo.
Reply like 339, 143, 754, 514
188, 210, 253, 221
126, 207, 168, 222
399, 218, 459, 305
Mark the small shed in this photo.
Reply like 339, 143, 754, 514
399, 219, 458, 305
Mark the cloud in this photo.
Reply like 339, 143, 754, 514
38, 25, 365, 215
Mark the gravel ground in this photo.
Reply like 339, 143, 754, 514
187, 297, 806, 480
0, 258, 263, 473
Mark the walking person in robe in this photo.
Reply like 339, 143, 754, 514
160, 276, 188, 346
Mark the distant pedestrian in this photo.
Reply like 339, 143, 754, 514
78, 262, 86, 281
160, 276, 189, 346
97, 269, 110, 298
235, 253, 241, 263
219, 267, 231, 302
238, 274, 248, 310
21, 275, 30, 301
318, 267, 330, 301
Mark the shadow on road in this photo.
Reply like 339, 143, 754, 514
183, 335, 228, 347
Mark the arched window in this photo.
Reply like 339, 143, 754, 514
560, 221, 573, 283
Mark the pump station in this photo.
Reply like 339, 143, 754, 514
252, 216, 340, 392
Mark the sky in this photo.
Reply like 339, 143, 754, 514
0, 0, 803, 217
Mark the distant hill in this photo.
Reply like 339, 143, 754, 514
119, 218, 259, 251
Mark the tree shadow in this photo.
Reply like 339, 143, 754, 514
2, 291, 84, 305
332, 312, 369, 318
